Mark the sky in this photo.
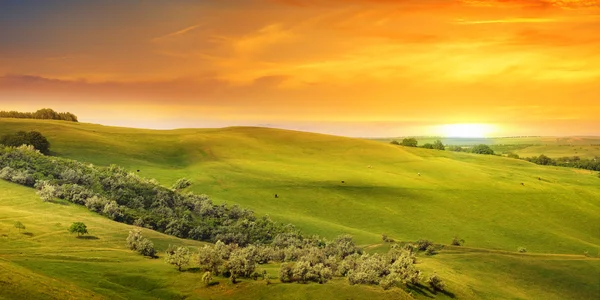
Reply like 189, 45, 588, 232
0, 0, 599, 137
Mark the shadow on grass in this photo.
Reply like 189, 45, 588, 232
77, 235, 99, 240
22, 232, 34, 237
185, 267, 203, 273
48, 199, 70, 206
405, 283, 434, 298
207, 282, 220, 287
407, 283, 456, 299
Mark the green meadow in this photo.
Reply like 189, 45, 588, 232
1, 118, 599, 299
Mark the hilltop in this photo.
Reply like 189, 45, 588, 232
1, 118, 599, 299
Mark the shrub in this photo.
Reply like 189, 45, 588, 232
416, 240, 433, 251
138, 238, 156, 257
37, 182, 57, 202
172, 178, 192, 190
202, 271, 213, 286
68, 222, 88, 236
427, 273, 445, 292
518, 247, 527, 253
279, 263, 294, 283
165, 246, 191, 271
451, 236, 464, 246
425, 246, 437, 256
471, 144, 494, 155
401, 138, 418, 147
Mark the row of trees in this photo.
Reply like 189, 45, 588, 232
391, 138, 445, 150
523, 155, 600, 171
0, 144, 447, 292
1, 131, 51, 154
0, 145, 296, 246
156, 233, 445, 291
392, 139, 497, 155
0, 108, 78, 122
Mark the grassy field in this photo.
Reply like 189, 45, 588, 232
1, 118, 599, 299
378, 136, 600, 158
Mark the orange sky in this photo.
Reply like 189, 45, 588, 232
0, 0, 599, 136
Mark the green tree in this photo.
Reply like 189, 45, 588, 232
165, 246, 191, 271
432, 139, 445, 150
427, 273, 445, 292
37, 182, 56, 202
0, 131, 50, 154
401, 138, 418, 147
69, 222, 88, 236
202, 271, 213, 286
14, 221, 25, 232
172, 178, 192, 190
421, 143, 434, 149
471, 144, 494, 155
390, 140, 400, 145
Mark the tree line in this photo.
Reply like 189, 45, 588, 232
0, 131, 51, 154
0, 144, 447, 292
0, 108, 78, 122
523, 154, 600, 171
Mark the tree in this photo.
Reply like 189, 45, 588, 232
421, 143, 434, 149
69, 222, 88, 236
0, 131, 50, 154
202, 271, 213, 286
427, 273, 445, 292
165, 246, 191, 271
451, 236, 465, 246
401, 138, 418, 147
37, 182, 56, 202
138, 238, 156, 258
471, 144, 494, 155
390, 140, 400, 145
432, 140, 445, 150
279, 263, 294, 283
14, 221, 25, 232
25, 131, 50, 154
172, 178, 192, 190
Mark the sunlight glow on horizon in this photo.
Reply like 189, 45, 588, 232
439, 124, 498, 138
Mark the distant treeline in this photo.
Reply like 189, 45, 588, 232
0, 108, 78, 122
523, 155, 600, 171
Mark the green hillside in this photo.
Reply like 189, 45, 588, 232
1, 118, 599, 299
377, 136, 600, 158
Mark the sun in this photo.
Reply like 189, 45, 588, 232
440, 123, 496, 138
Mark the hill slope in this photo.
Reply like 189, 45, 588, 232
1, 118, 599, 299
1, 118, 598, 253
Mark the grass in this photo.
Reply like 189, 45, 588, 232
377, 136, 600, 158
0, 180, 412, 300
1, 118, 599, 299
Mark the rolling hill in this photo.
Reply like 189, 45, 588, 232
1, 118, 599, 299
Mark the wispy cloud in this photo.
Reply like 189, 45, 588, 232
455, 17, 558, 24
152, 24, 203, 42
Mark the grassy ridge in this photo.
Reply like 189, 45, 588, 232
1, 119, 597, 253
1, 118, 599, 299
0, 180, 413, 300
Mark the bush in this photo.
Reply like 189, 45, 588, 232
401, 138, 418, 147
172, 178, 192, 190
416, 240, 433, 251
279, 263, 294, 283
68, 222, 88, 236
518, 247, 527, 253
451, 236, 464, 246
0, 131, 50, 154
471, 144, 494, 155
425, 246, 437, 256
427, 273, 445, 292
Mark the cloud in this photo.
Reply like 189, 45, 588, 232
152, 24, 203, 42
455, 17, 558, 24
458, 0, 600, 9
